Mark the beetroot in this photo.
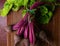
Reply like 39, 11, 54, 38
24, 24, 29, 38
13, 1, 45, 45
31, 22, 35, 45
16, 26, 25, 35
13, 13, 28, 30
30, 2, 44, 10
29, 22, 33, 44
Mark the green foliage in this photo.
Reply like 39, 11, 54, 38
39, 11, 53, 24
35, 5, 53, 24
0, 0, 36, 17
30, 0, 35, 6
24, 0, 28, 7
12, 0, 23, 11
44, 4, 55, 11
1, 2, 13, 17
22, 10, 27, 17
40, 6, 48, 16
7, 0, 15, 4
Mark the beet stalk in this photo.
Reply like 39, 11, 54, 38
29, 22, 35, 46
16, 26, 25, 35
29, 22, 33, 44
30, 2, 44, 10
13, 13, 28, 30
31, 22, 35, 45
24, 24, 29, 39
16, 18, 28, 35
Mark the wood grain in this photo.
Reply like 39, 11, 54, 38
7, 7, 60, 46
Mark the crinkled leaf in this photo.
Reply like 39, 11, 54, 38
22, 10, 27, 17
24, 0, 28, 7
12, 0, 23, 11
1, 2, 13, 17
39, 11, 53, 24
30, 0, 35, 6
7, 0, 15, 4
40, 6, 48, 16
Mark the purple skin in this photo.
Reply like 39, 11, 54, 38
13, 12, 29, 36
29, 22, 33, 44
13, 2, 44, 30
30, 2, 45, 10
13, 19, 25, 30
29, 2, 45, 44
16, 27, 21, 35
13, 2, 45, 46
13, 13, 29, 30
16, 19, 28, 35
28, 12, 35, 45
24, 24, 29, 39
29, 22, 35, 46
31, 22, 35, 45
16, 26, 25, 35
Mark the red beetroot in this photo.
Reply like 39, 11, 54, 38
13, 13, 29, 30
16, 26, 25, 35
13, 1, 45, 45
31, 22, 35, 45
24, 24, 29, 39
29, 22, 35, 45
30, 2, 44, 10
16, 15, 28, 35
29, 22, 33, 44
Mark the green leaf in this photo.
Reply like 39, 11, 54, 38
12, 5, 19, 11
47, 11, 53, 18
44, 4, 55, 11
22, 10, 27, 17
30, 0, 35, 6
24, 0, 28, 7
40, 6, 48, 16
39, 11, 53, 24
7, 0, 15, 4
1, 2, 13, 17
12, 0, 23, 11
14, 0, 23, 6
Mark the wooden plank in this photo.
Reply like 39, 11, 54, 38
7, 32, 11, 46
45, 7, 60, 46
7, 9, 23, 25
11, 32, 14, 46
7, 32, 15, 46
7, 7, 60, 46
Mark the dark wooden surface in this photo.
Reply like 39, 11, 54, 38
48, 7, 60, 46
7, 7, 60, 46
44, 7, 60, 46
7, 6, 60, 46
7, 8, 23, 25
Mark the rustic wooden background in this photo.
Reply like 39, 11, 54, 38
0, 0, 60, 46
7, 6, 60, 46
